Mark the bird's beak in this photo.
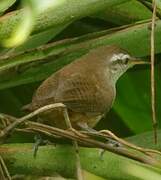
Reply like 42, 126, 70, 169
130, 58, 151, 65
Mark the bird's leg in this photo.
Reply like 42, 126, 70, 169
77, 122, 98, 134
62, 108, 83, 180
33, 134, 43, 158
78, 122, 121, 146
77, 122, 121, 159
78, 123, 161, 157
0, 156, 11, 180
0, 113, 51, 158
33, 116, 57, 158
98, 140, 121, 160
33, 133, 55, 158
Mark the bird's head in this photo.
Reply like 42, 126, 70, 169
106, 46, 150, 82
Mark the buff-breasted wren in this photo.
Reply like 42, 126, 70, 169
23, 45, 148, 130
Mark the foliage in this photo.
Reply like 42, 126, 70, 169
0, 0, 161, 179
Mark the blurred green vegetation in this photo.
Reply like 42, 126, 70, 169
0, 0, 161, 179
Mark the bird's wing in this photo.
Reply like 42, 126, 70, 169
55, 73, 108, 114
29, 71, 112, 114
27, 72, 60, 110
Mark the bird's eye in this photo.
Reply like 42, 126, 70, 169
123, 57, 129, 64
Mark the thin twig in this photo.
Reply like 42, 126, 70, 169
0, 156, 11, 180
0, 162, 5, 180
1, 105, 161, 156
100, 130, 161, 156
151, 0, 157, 144
23, 121, 160, 167
0, 105, 83, 180
78, 129, 161, 156
63, 109, 83, 180
137, 0, 161, 19
0, 103, 65, 139
1, 104, 161, 168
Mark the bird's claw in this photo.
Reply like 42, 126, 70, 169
99, 139, 121, 160
33, 134, 54, 158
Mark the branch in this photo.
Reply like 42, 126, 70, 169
151, 0, 157, 144
1, 103, 161, 168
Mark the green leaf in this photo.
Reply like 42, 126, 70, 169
0, 0, 128, 42
0, 0, 16, 14
14, 23, 70, 52
94, 0, 152, 25
0, 20, 161, 89
2, 0, 67, 47
1, 130, 161, 179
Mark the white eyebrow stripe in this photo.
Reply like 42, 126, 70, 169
111, 53, 130, 62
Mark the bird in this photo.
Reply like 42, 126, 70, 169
23, 45, 148, 130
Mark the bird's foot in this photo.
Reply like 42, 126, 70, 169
77, 122, 98, 134
106, 138, 121, 147
33, 134, 54, 158
99, 139, 121, 160
77, 122, 122, 159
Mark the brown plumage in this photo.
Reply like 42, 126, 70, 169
24, 45, 140, 129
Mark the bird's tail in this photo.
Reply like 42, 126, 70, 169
21, 103, 32, 112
